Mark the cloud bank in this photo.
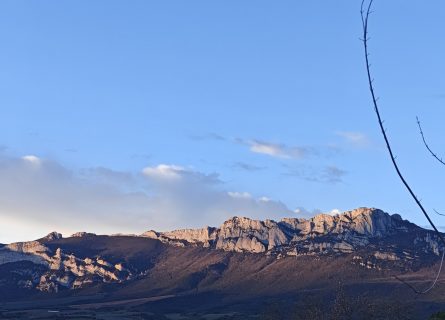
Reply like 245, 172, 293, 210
0, 155, 299, 243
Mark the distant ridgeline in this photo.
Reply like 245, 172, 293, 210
0, 207, 442, 293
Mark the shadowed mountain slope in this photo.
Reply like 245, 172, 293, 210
1, 207, 445, 319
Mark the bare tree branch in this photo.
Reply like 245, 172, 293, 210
360, 0, 445, 293
417, 116, 445, 166
394, 248, 444, 294
422, 123, 445, 216
360, 0, 445, 245
434, 209, 445, 217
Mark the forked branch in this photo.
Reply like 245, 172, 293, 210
360, 0, 445, 293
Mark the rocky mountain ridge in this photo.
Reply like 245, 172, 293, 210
141, 207, 432, 254
0, 207, 443, 294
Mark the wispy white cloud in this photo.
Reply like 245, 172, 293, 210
143, 164, 220, 186
189, 132, 226, 141
22, 155, 42, 165
336, 131, 370, 147
143, 164, 185, 180
284, 164, 347, 184
241, 139, 309, 159
249, 140, 288, 157
227, 191, 252, 199
191, 134, 316, 160
232, 162, 265, 172
321, 166, 347, 183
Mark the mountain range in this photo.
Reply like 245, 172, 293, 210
1, 207, 445, 319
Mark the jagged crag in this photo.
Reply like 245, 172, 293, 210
1, 208, 445, 319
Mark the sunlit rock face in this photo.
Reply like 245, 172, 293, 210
1, 207, 443, 294
0, 241, 49, 266
70, 232, 96, 238
162, 227, 218, 248
40, 232, 63, 242
214, 217, 289, 252
141, 207, 435, 256
0, 233, 131, 292
280, 208, 401, 238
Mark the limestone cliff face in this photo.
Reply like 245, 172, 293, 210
141, 207, 431, 255
215, 217, 289, 252
163, 227, 217, 247
0, 234, 130, 292
0, 241, 49, 266
280, 208, 403, 238
70, 232, 96, 238
1, 207, 443, 294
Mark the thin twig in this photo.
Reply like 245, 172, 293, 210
417, 116, 445, 166
360, 0, 445, 293
394, 248, 444, 294
434, 209, 445, 217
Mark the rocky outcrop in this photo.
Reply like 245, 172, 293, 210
280, 207, 406, 238
0, 238, 131, 292
163, 227, 217, 246
71, 232, 96, 238
2, 207, 443, 294
40, 232, 63, 242
141, 208, 436, 257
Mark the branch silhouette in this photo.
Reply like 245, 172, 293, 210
416, 117, 445, 217
417, 116, 445, 166
434, 209, 445, 217
360, 0, 445, 293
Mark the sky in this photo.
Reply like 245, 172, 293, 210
1, 1, 445, 243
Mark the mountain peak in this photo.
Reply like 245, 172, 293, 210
142, 207, 421, 254
40, 231, 63, 242
70, 232, 96, 238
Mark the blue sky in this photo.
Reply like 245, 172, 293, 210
1, 1, 445, 243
